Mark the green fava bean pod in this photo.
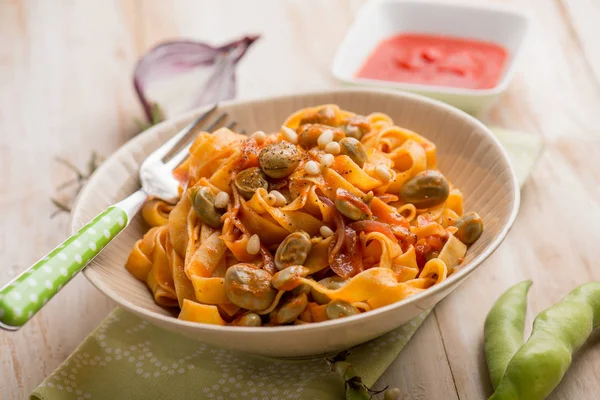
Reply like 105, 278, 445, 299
488, 282, 600, 400
484, 280, 532, 390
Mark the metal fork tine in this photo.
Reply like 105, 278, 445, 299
165, 141, 194, 170
226, 121, 237, 130
149, 104, 218, 161
165, 114, 237, 170
204, 112, 228, 132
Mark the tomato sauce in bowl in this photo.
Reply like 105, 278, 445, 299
356, 33, 508, 90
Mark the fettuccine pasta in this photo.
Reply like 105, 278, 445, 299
126, 105, 483, 326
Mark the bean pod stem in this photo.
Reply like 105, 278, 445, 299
484, 280, 532, 389
488, 282, 600, 400
327, 351, 395, 400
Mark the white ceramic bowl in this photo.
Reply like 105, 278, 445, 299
332, 0, 530, 115
71, 89, 519, 358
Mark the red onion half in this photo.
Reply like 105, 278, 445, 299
133, 36, 259, 122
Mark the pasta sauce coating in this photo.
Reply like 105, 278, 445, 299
125, 105, 483, 326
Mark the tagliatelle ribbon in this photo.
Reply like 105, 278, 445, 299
144, 226, 179, 307
141, 199, 174, 227
248, 188, 322, 236
179, 299, 226, 325
300, 267, 431, 310
438, 234, 467, 274
331, 155, 382, 192
125, 104, 475, 327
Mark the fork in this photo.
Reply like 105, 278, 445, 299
0, 105, 235, 330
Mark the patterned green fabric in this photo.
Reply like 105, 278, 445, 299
0, 207, 127, 328
31, 308, 429, 400
30, 128, 541, 400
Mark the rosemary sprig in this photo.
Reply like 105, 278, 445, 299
50, 198, 72, 218
49, 102, 164, 219
135, 102, 165, 131
50, 152, 103, 217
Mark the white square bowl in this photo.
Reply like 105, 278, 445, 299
332, 0, 530, 115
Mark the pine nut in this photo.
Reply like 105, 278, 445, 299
269, 190, 287, 207
265, 193, 277, 206
375, 165, 392, 182
304, 160, 320, 175
251, 130, 266, 143
320, 153, 335, 168
320, 225, 334, 238
317, 129, 334, 148
346, 125, 360, 137
246, 234, 261, 255
281, 126, 298, 144
214, 191, 230, 209
362, 191, 374, 203
325, 141, 341, 155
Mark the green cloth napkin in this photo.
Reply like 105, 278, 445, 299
31, 127, 542, 400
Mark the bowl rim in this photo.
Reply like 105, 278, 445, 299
72, 87, 520, 335
331, 0, 532, 96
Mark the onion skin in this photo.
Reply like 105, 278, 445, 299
133, 36, 259, 122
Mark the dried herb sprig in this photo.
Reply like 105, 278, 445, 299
50, 98, 164, 219
50, 152, 103, 217
135, 102, 166, 131
49, 35, 259, 218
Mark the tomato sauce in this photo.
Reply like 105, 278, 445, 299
356, 33, 508, 90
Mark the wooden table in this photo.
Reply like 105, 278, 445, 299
2, 0, 599, 398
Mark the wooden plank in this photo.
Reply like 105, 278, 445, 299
376, 315, 459, 400
0, 0, 140, 397
435, 0, 600, 399
559, 0, 600, 88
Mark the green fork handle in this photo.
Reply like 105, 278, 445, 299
0, 190, 147, 330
